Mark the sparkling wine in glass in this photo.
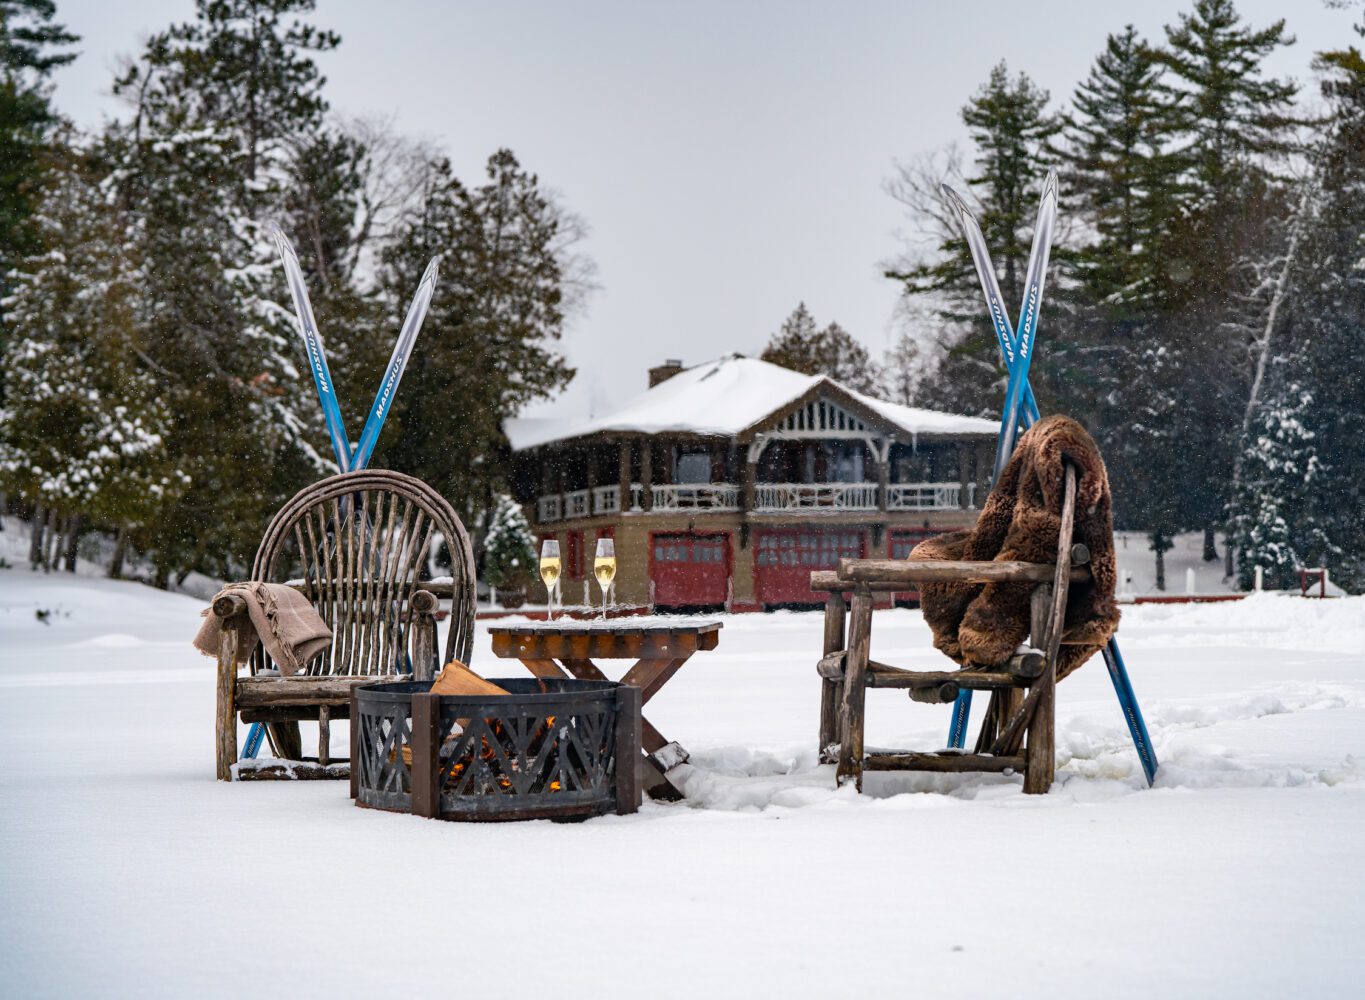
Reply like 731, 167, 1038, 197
593, 537, 616, 620
539, 539, 561, 621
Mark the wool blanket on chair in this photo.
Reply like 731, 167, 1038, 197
910, 415, 1120, 681
193, 582, 332, 675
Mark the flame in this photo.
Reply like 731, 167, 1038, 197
393, 716, 563, 793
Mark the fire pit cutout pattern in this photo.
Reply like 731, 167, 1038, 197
351, 678, 641, 822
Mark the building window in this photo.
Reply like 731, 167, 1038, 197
676, 448, 711, 484
755, 530, 863, 567
821, 441, 865, 483
653, 534, 725, 564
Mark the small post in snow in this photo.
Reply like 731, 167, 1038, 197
1185, 567, 1197, 596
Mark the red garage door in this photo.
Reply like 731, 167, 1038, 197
651, 532, 730, 608
754, 529, 865, 606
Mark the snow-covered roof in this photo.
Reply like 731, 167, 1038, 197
504, 355, 998, 451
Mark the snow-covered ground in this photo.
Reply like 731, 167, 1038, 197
2, 568, 1363, 998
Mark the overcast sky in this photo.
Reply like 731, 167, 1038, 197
51, 1, 1356, 419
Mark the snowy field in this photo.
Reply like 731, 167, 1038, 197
2, 568, 1364, 998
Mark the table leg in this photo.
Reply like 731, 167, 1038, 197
519, 658, 570, 680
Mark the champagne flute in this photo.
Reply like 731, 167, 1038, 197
539, 540, 561, 621
593, 537, 616, 620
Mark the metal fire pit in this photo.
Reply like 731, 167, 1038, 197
350, 678, 641, 822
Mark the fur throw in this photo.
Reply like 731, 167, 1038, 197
910, 415, 1119, 681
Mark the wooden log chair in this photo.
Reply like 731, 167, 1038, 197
214, 469, 476, 780
814, 463, 1083, 794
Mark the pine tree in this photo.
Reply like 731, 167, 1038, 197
760, 304, 881, 394
887, 62, 1062, 414
1063, 26, 1185, 312
378, 151, 576, 522
1154, 0, 1298, 210
0, 143, 188, 556
1230, 367, 1329, 589
482, 493, 536, 599
1150, 0, 1301, 566
101, 0, 346, 583
1284, 22, 1365, 589
0, 0, 79, 373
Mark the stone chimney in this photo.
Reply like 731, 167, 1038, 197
649, 359, 684, 388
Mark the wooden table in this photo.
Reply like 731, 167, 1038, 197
487, 619, 722, 799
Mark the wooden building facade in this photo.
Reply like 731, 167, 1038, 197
506, 356, 999, 611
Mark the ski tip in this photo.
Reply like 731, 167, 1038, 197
269, 224, 299, 262
1041, 169, 1059, 201
419, 256, 440, 288
940, 182, 970, 216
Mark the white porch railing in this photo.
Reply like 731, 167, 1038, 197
885, 482, 976, 510
592, 483, 647, 514
592, 485, 621, 515
564, 489, 591, 519
651, 484, 741, 512
536, 480, 975, 522
537, 495, 562, 523
753, 482, 878, 512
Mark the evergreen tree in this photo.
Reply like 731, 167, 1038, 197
1285, 21, 1365, 588
1154, 0, 1298, 209
1230, 366, 1329, 589
1055, 26, 1192, 571
1063, 26, 1184, 311
0, 144, 187, 554
0, 0, 78, 371
115, 0, 338, 211
760, 303, 882, 394
103, 0, 345, 583
378, 151, 576, 522
482, 493, 536, 599
887, 62, 1061, 414
1151, 0, 1301, 565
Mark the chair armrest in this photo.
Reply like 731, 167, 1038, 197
411, 589, 439, 681
213, 592, 248, 620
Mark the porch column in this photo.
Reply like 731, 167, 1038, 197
641, 440, 654, 512
875, 439, 891, 513
976, 440, 994, 499
743, 461, 757, 512
618, 438, 633, 511
958, 442, 971, 511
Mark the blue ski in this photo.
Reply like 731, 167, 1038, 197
351, 258, 440, 471
940, 177, 1056, 748
245, 231, 440, 760
272, 228, 353, 473
939, 178, 1158, 786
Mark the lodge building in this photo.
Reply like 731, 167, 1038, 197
505, 355, 999, 611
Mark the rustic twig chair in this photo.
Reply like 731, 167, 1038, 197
813, 463, 1083, 793
213, 469, 477, 780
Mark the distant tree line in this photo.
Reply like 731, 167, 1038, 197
0, 0, 589, 585
772, 0, 1365, 591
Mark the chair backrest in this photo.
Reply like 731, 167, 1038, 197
250, 469, 477, 677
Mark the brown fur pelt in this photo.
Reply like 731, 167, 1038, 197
910, 415, 1119, 681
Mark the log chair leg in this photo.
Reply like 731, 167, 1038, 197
215, 627, 240, 781
1025, 464, 1078, 795
818, 592, 847, 762
318, 705, 331, 767
835, 585, 874, 791
1024, 584, 1053, 791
